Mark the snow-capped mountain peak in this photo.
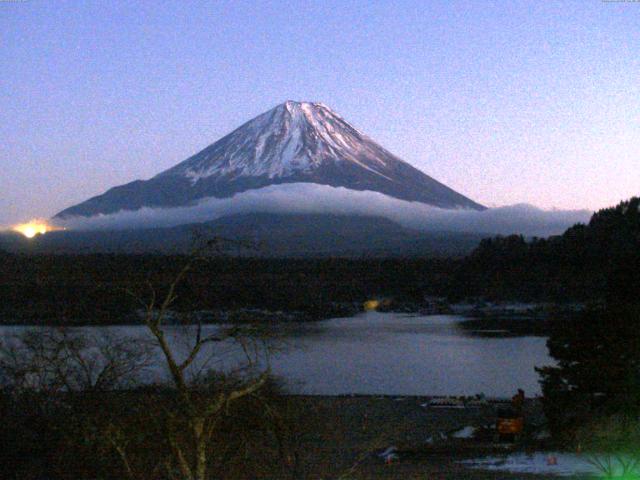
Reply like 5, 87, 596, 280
55, 101, 484, 219
159, 100, 387, 183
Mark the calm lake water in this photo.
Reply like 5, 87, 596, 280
269, 312, 551, 397
0, 312, 552, 397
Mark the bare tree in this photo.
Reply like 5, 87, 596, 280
0, 328, 153, 393
114, 240, 272, 480
0, 239, 277, 480
0, 327, 157, 479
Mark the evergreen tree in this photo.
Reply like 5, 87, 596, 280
537, 303, 640, 439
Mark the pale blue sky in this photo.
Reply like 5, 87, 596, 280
1, 0, 639, 225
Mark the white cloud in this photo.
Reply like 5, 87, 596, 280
54, 183, 592, 237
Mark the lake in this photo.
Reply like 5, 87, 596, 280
268, 312, 551, 397
0, 312, 552, 397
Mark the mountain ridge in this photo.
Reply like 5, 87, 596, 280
54, 101, 484, 220
3, 212, 485, 257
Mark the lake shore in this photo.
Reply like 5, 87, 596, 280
282, 394, 571, 479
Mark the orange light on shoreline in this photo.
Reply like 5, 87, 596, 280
12, 220, 62, 238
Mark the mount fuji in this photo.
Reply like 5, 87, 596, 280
54, 101, 484, 221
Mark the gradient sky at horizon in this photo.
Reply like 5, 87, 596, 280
1, 0, 639, 226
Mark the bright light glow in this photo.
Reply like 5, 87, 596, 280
364, 299, 380, 311
12, 220, 61, 238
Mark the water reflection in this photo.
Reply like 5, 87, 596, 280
0, 312, 552, 397
270, 312, 550, 397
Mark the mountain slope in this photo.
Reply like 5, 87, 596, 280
3, 213, 485, 257
54, 101, 484, 219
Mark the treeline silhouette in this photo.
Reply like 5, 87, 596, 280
0, 253, 456, 325
533, 199, 640, 448
453, 197, 640, 303
1, 197, 638, 325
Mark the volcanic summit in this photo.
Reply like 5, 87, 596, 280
55, 101, 484, 220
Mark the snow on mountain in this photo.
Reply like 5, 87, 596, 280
54, 101, 484, 220
162, 101, 391, 182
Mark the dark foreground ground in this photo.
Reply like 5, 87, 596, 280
289, 395, 577, 479
3, 389, 584, 479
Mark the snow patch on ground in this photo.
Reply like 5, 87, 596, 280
451, 426, 476, 439
461, 452, 636, 477
377, 446, 399, 463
